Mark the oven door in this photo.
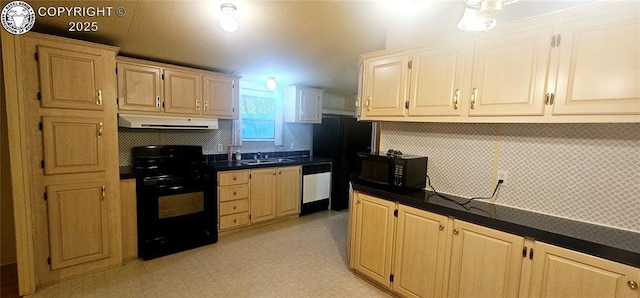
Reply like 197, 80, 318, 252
136, 181, 217, 259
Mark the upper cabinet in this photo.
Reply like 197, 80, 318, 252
467, 26, 553, 117
163, 68, 202, 115
409, 43, 467, 117
358, 2, 640, 123
552, 9, 640, 116
361, 52, 410, 118
38, 46, 105, 111
284, 85, 324, 123
203, 74, 238, 119
116, 62, 162, 112
116, 57, 240, 119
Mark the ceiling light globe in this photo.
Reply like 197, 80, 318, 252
219, 3, 239, 32
266, 78, 277, 90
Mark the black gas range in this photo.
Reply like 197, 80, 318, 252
133, 145, 217, 260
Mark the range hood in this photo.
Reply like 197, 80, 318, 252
118, 114, 218, 130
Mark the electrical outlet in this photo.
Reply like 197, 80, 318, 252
497, 170, 508, 186
217, 143, 223, 152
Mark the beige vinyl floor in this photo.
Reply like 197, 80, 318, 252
33, 210, 391, 297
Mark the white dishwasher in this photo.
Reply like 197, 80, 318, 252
300, 162, 332, 215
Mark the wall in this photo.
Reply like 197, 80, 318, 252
1, 57, 17, 265
118, 120, 312, 166
379, 122, 640, 232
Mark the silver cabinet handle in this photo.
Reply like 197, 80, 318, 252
97, 122, 103, 139
196, 99, 201, 111
366, 96, 371, 111
156, 96, 161, 108
101, 186, 106, 200
453, 89, 460, 110
96, 90, 103, 106
204, 100, 209, 111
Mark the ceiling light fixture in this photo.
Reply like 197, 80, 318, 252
219, 3, 239, 32
266, 77, 277, 90
457, 0, 517, 32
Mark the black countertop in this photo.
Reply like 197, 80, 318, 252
120, 156, 333, 179
352, 180, 640, 268
207, 156, 332, 171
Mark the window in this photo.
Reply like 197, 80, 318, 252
239, 82, 282, 142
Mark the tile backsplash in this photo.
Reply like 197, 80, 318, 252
118, 120, 312, 166
379, 122, 640, 232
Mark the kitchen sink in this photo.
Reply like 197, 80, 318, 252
239, 158, 294, 166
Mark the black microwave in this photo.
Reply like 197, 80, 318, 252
356, 153, 427, 193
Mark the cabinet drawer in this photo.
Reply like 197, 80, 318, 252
218, 170, 250, 186
219, 199, 249, 216
220, 212, 249, 230
218, 185, 249, 202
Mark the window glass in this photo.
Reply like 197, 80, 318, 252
239, 84, 280, 141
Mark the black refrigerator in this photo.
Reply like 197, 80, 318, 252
313, 115, 372, 211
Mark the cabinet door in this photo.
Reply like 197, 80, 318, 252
468, 26, 553, 116
393, 205, 449, 298
528, 241, 640, 298
38, 46, 104, 110
163, 69, 201, 115
250, 168, 276, 223
363, 53, 410, 117
116, 62, 162, 112
408, 44, 466, 117
552, 10, 640, 116
46, 182, 110, 270
42, 116, 105, 175
203, 74, 238, 119
276, 166, 301, 217
119, 179, 137, 260
353, 193, 396, 288
447, 220, 524, 298
298, 88, 322, 123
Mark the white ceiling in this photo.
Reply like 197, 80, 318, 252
29, 0, 593, 96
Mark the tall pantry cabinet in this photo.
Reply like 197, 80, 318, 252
20, 33, 122, 284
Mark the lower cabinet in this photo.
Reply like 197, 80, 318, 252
46, 182, 110, 270
528, 242, 640, 298
352, 193, 456, 298
350, 191, 640, 298
119, 178, 137, 260
275, 166, 301, 217
217, 166, 301, 233
446, 220, 525, 298
249, 168, 277, 223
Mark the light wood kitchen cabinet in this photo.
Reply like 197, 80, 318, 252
37, 46, 105, 111
408, 43, 467, 117
20, 33, 122, 285
116, 61, 162, 112
203, 74, 238, 119
249, 168, 277, 223
528, 241, 640, 298
284, 86, 324, 123
217, 170, 251, 231
352, 193, 396, 287
360, 52, 410, 118
275, 166, 301, 217
120, 179, 137, 261
467, 26, 553, 117
446, 219, 525, 298
163, 68, 202, 115
358, 2, 639, 123
551, 9, 640, 116
393, 204, 449, 298
46, 181, 110, 270
41, 116, 105, 175
116, 57, 240, 119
